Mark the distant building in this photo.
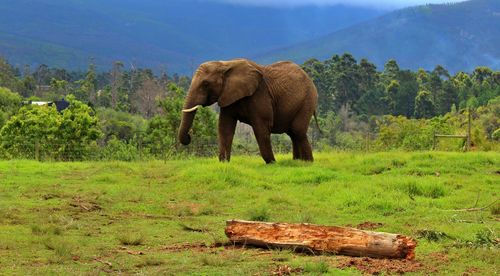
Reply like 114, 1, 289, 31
23, 99, 70, 112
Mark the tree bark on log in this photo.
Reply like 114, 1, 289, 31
225, 220, 417, 260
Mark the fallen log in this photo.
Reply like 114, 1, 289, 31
225, 220, 417, 260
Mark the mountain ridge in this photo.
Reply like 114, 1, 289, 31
0, 0, 385, 73
259, 0, 500, 72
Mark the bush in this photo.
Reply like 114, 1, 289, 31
97, 107, 147, 142
375, 115, 457, 151
248, 206, 271, 222
303, 261, 329, 274
117, 231, 145, 246
0, 95, 101, 160
100, 137, 140, 161
146, 83, 218, 158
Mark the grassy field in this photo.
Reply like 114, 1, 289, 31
0, 152, 498, 275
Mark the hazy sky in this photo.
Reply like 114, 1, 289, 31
212, 0, 466, 8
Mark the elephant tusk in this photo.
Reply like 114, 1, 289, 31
182, 105, 202, 113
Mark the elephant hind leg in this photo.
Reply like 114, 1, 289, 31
295, 133, 313, 161
290, 114, 314, 162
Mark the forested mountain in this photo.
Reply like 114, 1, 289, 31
0, 0, 383, 73
262, 0, 500, 73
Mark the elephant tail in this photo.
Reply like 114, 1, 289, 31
313, 111, 323, 135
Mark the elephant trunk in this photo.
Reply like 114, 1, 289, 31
178, 94, 201, 145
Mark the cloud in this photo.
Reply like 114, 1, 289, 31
209, 0, 466, 9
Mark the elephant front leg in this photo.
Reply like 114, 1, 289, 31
252, 125, 275, 164
218, 114, 237, 162
287, 132, 300, 160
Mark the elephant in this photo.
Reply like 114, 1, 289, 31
178, 58, 318, 164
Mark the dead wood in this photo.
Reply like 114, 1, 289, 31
446, 198, 499, 212
225, 220, 417, 259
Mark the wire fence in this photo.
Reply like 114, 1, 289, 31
0, 132, 220, 162
0, 128, 472, 162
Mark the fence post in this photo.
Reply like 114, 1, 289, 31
138, 132, 143, 161
432, 131, 436, 150
365, 132, 369, 152
466, 107, 472, 152
34, 139, 40, 161
161, 139, 166, 163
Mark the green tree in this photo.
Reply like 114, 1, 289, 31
21, 75, 37, 98
97, 107, 146, 142
383, 59, 400, 81
0, 57, 22, 92
0, 104, 60, 158
97, 86, 112, 108
452, 72, 473, 109
472, 67, 493, 83
396, 70, 419, 117
435, 80, 458, 114
146, 83, 217, 157
0, 87, 22, 127
75, 62, 97, 103
110, 61, 124, 109
57, 95, 102, 160
414, 90, 436, 118
0, 95, 101, 160
385, 80, 400, 114
302, 58, 330, 114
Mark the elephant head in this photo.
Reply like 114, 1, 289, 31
178, 59, 262, 145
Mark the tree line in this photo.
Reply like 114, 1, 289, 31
302, 54, 499, 118
0, 54, 498, 160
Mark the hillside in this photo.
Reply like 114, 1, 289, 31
261, 0, 500, 73
0, 0, 383, 73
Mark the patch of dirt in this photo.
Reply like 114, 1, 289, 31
0, 208, 24, 225
42, 193, 60, 200
70, 196, 102, 212
336, 256, 424, 275
416, 230, 451, 242
356, 221, 384, 230
94, 257, 113, 267
363, 166, 391, 175
29, 261, 45, 267
162, 242, 216, 252
117, 246, 145, 255
179, 223, 209, 232
462, 267, 481, 275
162, 242, 267, 254
271, 264, 303, 275
428, 252, 449, 263
166, 202, 202, 216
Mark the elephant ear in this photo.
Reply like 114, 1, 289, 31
218, 61, 262, 108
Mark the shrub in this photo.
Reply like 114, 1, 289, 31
248, 206, 271, 222
0, 95, 101, 160
100, 137, 140, 161
117, 231, 145, 246
303, 261, 329, 274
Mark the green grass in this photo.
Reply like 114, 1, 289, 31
0, 152, 498, 275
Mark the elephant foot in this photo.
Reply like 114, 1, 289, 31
218, 157, 230, 162
218, 151, 231, 162
264, 158, 276, 164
